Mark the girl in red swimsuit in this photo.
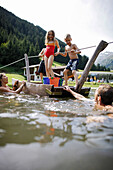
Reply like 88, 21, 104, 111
44, 30, 60, 77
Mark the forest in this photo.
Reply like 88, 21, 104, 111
0, 6, 110, 72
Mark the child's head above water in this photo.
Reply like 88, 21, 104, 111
95, 84, 113, 105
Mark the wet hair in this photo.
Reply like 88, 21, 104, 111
0, 74, 3, 87
97, 84, 113, 105
64, 34, 72, 40
45, 30, 55, 44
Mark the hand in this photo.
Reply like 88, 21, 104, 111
54, 52, 59, 56
105, 105, 113, 111
14, 80, 19, 86
71, 49, 75, 53
22, 81, 26, 86
63, 86, 71, 92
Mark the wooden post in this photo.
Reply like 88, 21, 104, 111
24, 53, 30, 82
75, 40, 108, 92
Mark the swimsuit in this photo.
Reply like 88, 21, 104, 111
45, 42, 55, 58
66, 59, 79, 71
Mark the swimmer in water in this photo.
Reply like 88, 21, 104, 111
0, 73, 26, 94
64, 84, 113, 112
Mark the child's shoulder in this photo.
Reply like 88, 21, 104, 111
54, 38, 58, 42
72, 43, 77, 47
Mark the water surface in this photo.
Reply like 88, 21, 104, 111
0, 89, 113, 170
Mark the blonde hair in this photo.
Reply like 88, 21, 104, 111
64, 34, 72, 40
45, 30, 55, 44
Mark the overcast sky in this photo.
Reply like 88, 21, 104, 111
1, 0, 113, 57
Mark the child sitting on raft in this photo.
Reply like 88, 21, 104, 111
44, 30, 60, 77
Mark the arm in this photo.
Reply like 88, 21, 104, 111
64, 86, 88, 101
54, 39, 60, 56
39, 48, 45, 57
14, 81, 26, 94
58, 46, 67, 57
0, 81, 26, 94
13, 80, 19, 91
59, 51, 67, 57
70, 44, 81, 54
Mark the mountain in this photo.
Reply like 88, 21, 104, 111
95, 51, 113, 69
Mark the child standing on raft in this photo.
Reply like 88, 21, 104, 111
58, 34, 81, 88
44, 30, 60, 77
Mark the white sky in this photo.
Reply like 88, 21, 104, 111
1, 0, 113, 57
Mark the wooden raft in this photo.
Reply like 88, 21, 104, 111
46, 86, 90, 98
14, 79, 90, 97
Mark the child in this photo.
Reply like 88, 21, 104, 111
58, 34, 81, 87
0, 73, 26, 94
64, 84, 113, 112
38, 48, 46, 82
44, 30, 60, 77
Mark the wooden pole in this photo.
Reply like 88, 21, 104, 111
24, 53, 30, 82
75, 40, 108, 92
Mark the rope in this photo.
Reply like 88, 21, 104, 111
0, 55, 40, 70
0, 57, 25, 70
66, 41, 113, 53
108, 41, 113, 44
0, 41, 113, 70
28, 55, 39, 59
79, 45, 96, 51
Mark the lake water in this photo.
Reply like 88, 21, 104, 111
0, 88, 113, 170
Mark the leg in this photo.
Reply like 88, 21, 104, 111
48, 55, 54, 77
44, 56, 50, 77
72, 70, 78, 87
63, 69, 69, 86
40, 73, 43, 82
72, 59, 79, 87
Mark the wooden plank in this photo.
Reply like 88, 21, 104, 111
53, 72, 63, 78
24, 54, 30, 82
49, 86, 90, 97
75, 40, 108, 92
45, 88, 53, 95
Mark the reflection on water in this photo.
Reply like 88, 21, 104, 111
0, 89, 113, 170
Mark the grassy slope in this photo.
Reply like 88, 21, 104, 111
6, 73, 26, 86
6, 73, 113, 88
3, 62, 113, 87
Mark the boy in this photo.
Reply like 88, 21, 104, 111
64, 84, 113, 112
58, 34, 81, 87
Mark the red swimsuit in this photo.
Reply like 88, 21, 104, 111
45, 42, 55, 58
